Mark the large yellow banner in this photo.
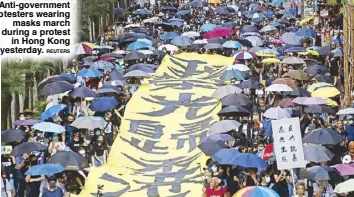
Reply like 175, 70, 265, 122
78, 53, 234, 197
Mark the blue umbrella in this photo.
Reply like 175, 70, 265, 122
168, 18, 184, 23
32, 122, 65, 133
160, 32, 179, 40
198, 140, 227, 156
303, 128, 343, 145
316, 75, 333, 83
25, 164, 64, 176
286, 8, 297, 15
59, 74, 76, 82
169, 21, 183, 26
226, 153, 268, 168
300, 166, 336, 181
40, 81, 74, 96
200, 24, 217, 32
281, 32, 302, 45
70, 86, 97, 97
171, 36, 191, 47
222, 41, 242, 49
91, 61, 114, 70
136, 9, 151, 15
296, 28, 316, 37
190, 0, 205, 7
127, 41, 151, 51
317, 46, 331, 55
263, 10, 275, 18
250, 3, 260, 9
330, 48, 343, 57
40, 104, 67, 120
306, 65, 327, 75
269, 21, 281, 27
89, 97, 119, 112
77, 68, 103, 78
176, 10, 191, 16
221, 70, 245, 81
212, 148, 240, 164
137, 38, 153, 46
214, 7, 230, 15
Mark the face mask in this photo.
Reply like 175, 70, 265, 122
95, 131, 101, 136
74, 102, 78, 105
211, 166, 218, 172
265, 177, 271, 183
253, 131, 258, 136
79, 150, 85, 155
36, 133, 42, 137
258, 146, 264, 151
49, 181, 56, 187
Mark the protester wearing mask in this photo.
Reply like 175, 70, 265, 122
259, 171, 271, 187
68, 130, 83, 153
64, 114, 76, 143
25, 155, 44, 197
313, 180, 334, 197
345, 118, 354, 143
242, 168, 259, 187
294, 182, 307, 197
73, 98, 88, 119
238, 116, 254, 143
205, 177, 227, 197
41, 176, 64, 197
92, 135, 108, 167
225, 166, 240, 196
48, 134, 66, 156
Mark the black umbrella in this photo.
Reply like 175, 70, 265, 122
236, 37, 253, 47
108, 69, 124, 80
197, 140, 227, 156
214, 7, 230, 15
306, 65, 328, 75
38, 75, 74, 89
304, 58, 319, 66
132, 28, 152, 35
1, 129, 26, 143
241, 25, 259, 34
96, 86, 123, 96
303, 128, 343, 145
218, 105, 251, 116
40, 81, 74, 96
51, 151, 89, 170
11, 142, 47, 156
112, 8, 124, 15
316, 75, 334, 83
221, 93, 251, 106
208, 38, 226, 44
284, 87, 311, 97
237, 80, 262, 89
154, 22, 174, 31
127, 63, 158, 72
162, 6, 178, 12
124, 52, 146, 61
100, 53, 124, 59
305, 105, 335, 114
69, 86, 97, 97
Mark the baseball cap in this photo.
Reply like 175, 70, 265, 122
342, 155, 352, 164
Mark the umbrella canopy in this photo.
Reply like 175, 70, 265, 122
211, 148, 240, 164
51, 151, 89, 170
287, 88, 311, 97
300, 166, 335, 181
237, 80, 262, 89
207, 120, 241, 135
302, 97, 328, 105
281, 57, 306, 64
278, 98, 294, 108
77, 68, 103, 78
307, 82, 334, 93
40, 81, 74, 96
334, 179, 354, 194
331, 164, 354, 176
127, 41, 151, 51
204, 28, 235, 39
73, 42, 93, 55
11, 142, 47, 156
245, 36, 264, 47
40, 104, 67, 120
182, 31, 200, 38
160, 32, 179, 40
89, 97, 119, 112
221, 93, 251, 107
202, 134, 234, 142
262, 58, 281, 64
263, 107, 291, 120
112, 8, 124, 15
70, 86, 97, 98
303, 128, 343, 145
123, 70, 149, 78
234, 186, 280, 197
71, 116, 106, 129
198, 140, 227, 156
1, 129, 26, 143
223, 41, 242, 49
305, 105, 336, 114
227, 64, 250, 71
280, 32, 302, 45
13, 119, 42, 126
284, 70, 310, 80
224, 153, 267, 168
336, 108, 354, 115
212, 85, 242, 99
311, 87, 340, 98
218, 106, 251, 117
158, 44, 179, 51
204, 43, 222, 50
32, 122, 65, 133
233, 51, 256, 60
25, 164, 65, 176
124, 52, 146, 60
171, 36, 191, 47
260, 25, 278, 32
296, 28, 316, 37
221, 70, 245, 81
200, 24, 217, 32
265, 84, 293, 92
272, 78, 298, 87
306, 65, 328, 75
304, 145, 334, 163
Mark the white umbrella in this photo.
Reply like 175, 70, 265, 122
71, 116, 106, 129
334, 179, 354, 194
182, 31, 200, 38
265, 84, 293, 92
143, 17, 159, 23
226, 64, 250, 71
303, 97, 328, 105
137, 50, 154, 55
193, 39, 208, 44
293, 97, 310, 104
158, 44, 178, 51
337, 108, 354, 115
123, 70, 149, 78
263, 106, 291, 120
281, 57, 306, 64
207, 120, 241, 135
260, 25, 278, 32
245, 36, 264, 47
212, 85, 242, 99
32, 122, 65, 133
124, 24, 141, 29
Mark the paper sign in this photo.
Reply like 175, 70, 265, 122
304, 7, 314, 19
1, 146, 12, 155
320, 10, 329, 18
272, 117, 306, 170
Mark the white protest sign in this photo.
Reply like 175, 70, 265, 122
271, 117, 306, 170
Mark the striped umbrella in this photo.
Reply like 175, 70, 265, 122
233, 51, 256, 60
233, 186, 280, 197
73, 42, 94, 55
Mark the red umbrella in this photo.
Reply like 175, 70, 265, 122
262, 143, 274, 161
204, 27, 235, 39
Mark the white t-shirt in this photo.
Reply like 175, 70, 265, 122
49, 142, 66, 155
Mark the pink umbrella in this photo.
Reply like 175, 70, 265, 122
269, 39, 286, 45
98, 57, 116, 62
204, 27, 235, 39
331, 164, 354, 176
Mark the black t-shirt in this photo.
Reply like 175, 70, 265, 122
93, 144, 107, 156
1, 155, 15, 176
68, 138, 83, 152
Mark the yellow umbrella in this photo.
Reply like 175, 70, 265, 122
299, 50, 319, 56
208, 0, 221, 3
311, 87, 340, 98
256, 51, 276, 57
325, 98, 338, 106
262, 58, 280, 64
300, 16, 314, 25
307, 82, 334, 93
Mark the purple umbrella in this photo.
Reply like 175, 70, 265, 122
331, 164, 354, 176
303, 97, 327, 105
293, 97, 309, 105
263, 106, 291, 120
202, 134, 234, 143
13, 119, 43, 126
